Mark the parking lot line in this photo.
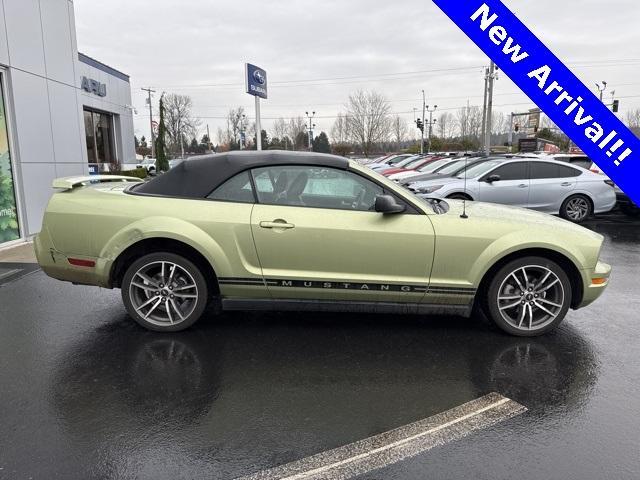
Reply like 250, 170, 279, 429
236, 392, 526, 480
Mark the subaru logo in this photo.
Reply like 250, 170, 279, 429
253, 69, 266, 85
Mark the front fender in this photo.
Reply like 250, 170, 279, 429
468, 230, 588, 287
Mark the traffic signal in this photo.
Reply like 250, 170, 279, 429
612, 100, 619, 113
416, 118, 424, 132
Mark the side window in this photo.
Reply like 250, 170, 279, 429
530, 162, 559, 179
251, 165, 384, 211
488, 162, 529, 181
530, 162, 582, 179
556, 165, 581, 177
207, 171, 255, 203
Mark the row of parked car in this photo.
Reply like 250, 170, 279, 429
362, 152, 638, 223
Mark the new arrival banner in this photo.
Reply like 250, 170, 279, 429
432, 0, 640, 205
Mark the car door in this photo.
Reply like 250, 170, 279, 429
249, 165, 436, 303
528, 161, 577, 212
204, 170, 269, 299
477, 161, 530, 207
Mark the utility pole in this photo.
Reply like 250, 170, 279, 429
426, 105, 438, 153
305, 111, 316, 151
484, 61, 496, 154
421, 90, 426, 154
141, 87, 156, 158
206, 124, 211, 151
480, 67, 489, 153
240, 114, 247, 150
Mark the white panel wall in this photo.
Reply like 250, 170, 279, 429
48, 80, 83, 167
0, 0, 9, 66
9, 70, 55, 164
40, 0, 76, 86
19, 163, 56, 234
3, 0, 46, 76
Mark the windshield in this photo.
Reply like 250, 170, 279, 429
434, 159, 466, 174
402, 157, 427, 169
417, 158, 450, 173
456, 159, 503, 178
388, 154, 411, 165
392, 156, 421, 168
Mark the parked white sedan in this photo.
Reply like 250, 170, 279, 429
411, 158, 616, 223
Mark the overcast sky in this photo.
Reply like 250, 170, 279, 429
74, 0, 640, 143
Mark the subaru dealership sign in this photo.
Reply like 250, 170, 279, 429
245, 63, 267, 99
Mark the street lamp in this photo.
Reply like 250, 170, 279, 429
596, 81, 607, 102
426, 105, 438, 153
305, 111, 316, 151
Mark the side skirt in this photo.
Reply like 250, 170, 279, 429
221, 298, 474, 317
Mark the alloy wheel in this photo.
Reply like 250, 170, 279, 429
565, 197, 590, 221
128, 261, 199, 327
496, 265, 565, 332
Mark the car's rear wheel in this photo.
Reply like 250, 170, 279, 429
485, 256, 572, 336
122, 252, 208, 332
560, 194, 592, 223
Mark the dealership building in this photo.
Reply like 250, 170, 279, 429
0, 0, 135, 247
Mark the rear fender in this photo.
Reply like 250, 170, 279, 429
99, 216, 231, 277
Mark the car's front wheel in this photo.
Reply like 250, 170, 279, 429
122, 252, 208, 332
485, 256, 572, 336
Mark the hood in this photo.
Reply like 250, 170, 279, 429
409, 176, 462, 190
440, 199, 604, 240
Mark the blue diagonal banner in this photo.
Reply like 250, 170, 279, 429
432, 0, 640, 205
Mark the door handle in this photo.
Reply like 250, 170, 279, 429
518, 184, 528, 188
561, 182, 572, 187
259, 220, 295, 229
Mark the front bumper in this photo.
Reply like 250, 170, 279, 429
578, 260, 611, 308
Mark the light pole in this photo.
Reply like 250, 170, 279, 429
596, 81, 607, 102
421, 90, 426, 154
426, 105, 437, 153
305, 111, 316, 151
240, 114, 247, 150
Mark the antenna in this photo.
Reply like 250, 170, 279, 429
460, 155, 469, 219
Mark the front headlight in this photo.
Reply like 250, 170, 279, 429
418, 185, 444, 194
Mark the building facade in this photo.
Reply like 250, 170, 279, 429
0, 0, 135, 246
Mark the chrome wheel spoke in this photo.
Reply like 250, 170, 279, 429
537, 297, 562, 308
510, 272, 525, 291
517, 305, 526, 328
136, 272, 159, 288
534, 301, 557, 318
527, 303, 534, 329
131, 281, 156, 291
169, 299, 185, 321
537, 278, 559, 292
172, 283, 196, 292
499, 299, 522, 310
498, 295, 521, 300
173, 292, 197, 299
143, 298, 163, 319
135, 295, 159, 312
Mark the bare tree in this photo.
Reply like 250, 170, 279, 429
288, 116, 307, 150
330, 113, 350, 144
626, 109, 640, 138
345, 90, 392, 156
272, 117, 291, 147
491, 111, 507, 135
163, 93, 200, 153
437, 112, 455, 139
391, 115, 408, 149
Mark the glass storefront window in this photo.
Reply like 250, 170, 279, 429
84, 108, 115, 170
0, 72, 20, 244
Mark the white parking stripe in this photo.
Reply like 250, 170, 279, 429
236, 393, 526, 480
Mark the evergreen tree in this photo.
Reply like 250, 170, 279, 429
155, 95, 169, 172
312, 132, 331, 153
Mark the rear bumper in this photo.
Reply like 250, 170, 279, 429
616, 191, 638, 208
34, 228, 111, 288
578, 261, 611, 308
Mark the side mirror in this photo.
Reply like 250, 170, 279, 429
375, 194, 406, 214
486, 174, 501, 183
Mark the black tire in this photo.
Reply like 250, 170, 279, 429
121, 252, 208, 332
560, 194, 592, 223
485, 256, 572, 336
447, 193, 472, 200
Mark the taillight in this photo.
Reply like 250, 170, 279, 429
604, 180, 615, 187
68, 258, 96, 267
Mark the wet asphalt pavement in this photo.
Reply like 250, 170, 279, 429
1, 213, 639, 479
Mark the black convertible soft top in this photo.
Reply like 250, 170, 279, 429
131, 150, 350, 198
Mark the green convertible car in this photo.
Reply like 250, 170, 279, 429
35, 151, 610, 336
